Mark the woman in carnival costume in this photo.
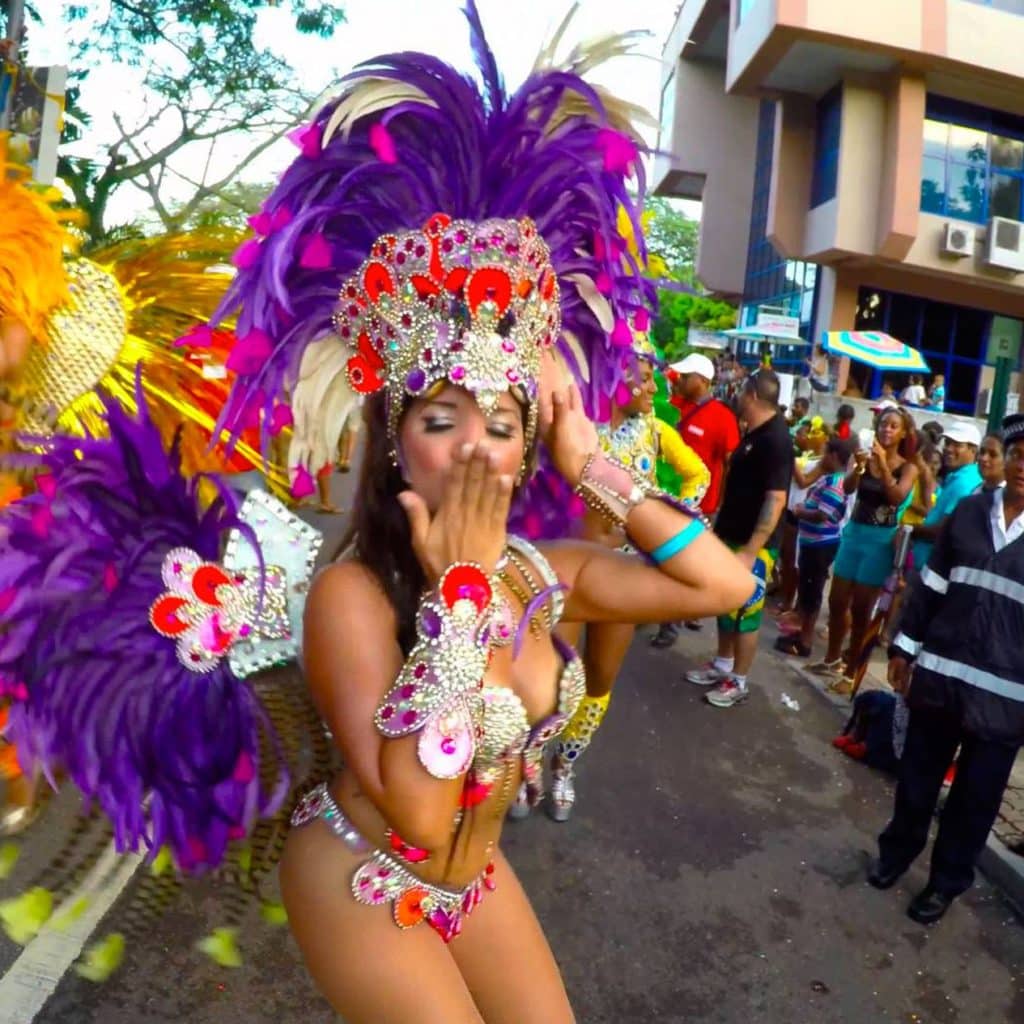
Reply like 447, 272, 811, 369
539, 327, 710, 822
0, 4, 756, 1012
197, 6, 756, 1019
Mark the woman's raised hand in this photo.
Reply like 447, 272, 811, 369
398, 442, 512, 583
538, 350, 598, 487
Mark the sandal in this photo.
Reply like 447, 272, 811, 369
774, 636, 811, 657
805, 658, 842, 676
827, 676, 856, 697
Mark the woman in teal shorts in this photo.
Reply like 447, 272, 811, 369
807, 407, 918, 693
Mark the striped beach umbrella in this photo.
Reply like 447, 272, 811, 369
822, 331, 929, 371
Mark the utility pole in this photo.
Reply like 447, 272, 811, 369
0, 0, 25, 132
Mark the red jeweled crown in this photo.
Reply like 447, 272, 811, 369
334, 213, 560, 441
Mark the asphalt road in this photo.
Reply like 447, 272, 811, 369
3, 468, 1023, 1023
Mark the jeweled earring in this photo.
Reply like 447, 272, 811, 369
631, 386, 642, 397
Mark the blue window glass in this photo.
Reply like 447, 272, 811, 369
852, 286, 994, 413
921, 96, 1024, 223
810, 87, 841, 208
961, 0, 1024, 13
658, 72, 676, 152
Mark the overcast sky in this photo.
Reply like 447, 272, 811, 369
25, 0, 699, 224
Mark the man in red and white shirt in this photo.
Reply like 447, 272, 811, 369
652, 352, 741, 646
669, 353, 741, 516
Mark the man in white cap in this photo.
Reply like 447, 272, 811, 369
652, 352, 741, 647
909, 420, 982, 569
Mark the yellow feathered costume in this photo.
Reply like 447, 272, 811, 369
0, 134, 288, 493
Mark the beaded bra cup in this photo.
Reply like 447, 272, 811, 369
470, 535, 585, 799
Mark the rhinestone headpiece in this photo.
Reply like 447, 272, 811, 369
334, 213, 560, 446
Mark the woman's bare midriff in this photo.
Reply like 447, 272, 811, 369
329, 635, 565, 889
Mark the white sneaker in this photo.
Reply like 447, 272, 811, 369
685, 662, 726, 687
547, 764, 575, 822
706, 678, 750, 708
506, 782, 531, 821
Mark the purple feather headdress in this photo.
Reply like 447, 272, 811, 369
207, 1, 657, 484
0, 377, 298, 873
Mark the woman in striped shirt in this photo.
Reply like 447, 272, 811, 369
775, 437, 857, 659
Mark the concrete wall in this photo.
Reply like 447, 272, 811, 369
808, 391, 989, 439
833, 78, 887, 256
653, 58, 760, 296
767, 94, 814, 257
876, 73, 926, 260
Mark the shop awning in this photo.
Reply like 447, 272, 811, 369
722, 326, 808, 346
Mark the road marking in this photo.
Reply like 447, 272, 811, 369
0, 845, 142, 1023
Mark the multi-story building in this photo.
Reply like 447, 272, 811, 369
656, 0, 1024, 413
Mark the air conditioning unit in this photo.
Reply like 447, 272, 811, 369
985, 217, 1024, 273
940, 222, 974, 258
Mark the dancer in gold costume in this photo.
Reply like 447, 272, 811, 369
518, 332, 710, 822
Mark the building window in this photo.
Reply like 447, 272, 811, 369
810, 87, 842, 208
741, 101, 818, 370
921, 95, 1024, 224
737, 0, 757, 24
658, 71, 676, 152
852, 287, 1000, 412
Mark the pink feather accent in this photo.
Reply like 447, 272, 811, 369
288, 122, 322, 159
270, 205, 293, 231
248, 211, 273, 236
614, 381, 631, 406
232, 238, 262, 270
226, 330, 273, 375
299, 233, 332, 269
102, 563, 119, 593
232, 751, 255, 783
595, 269, 612, 296
610, 318, 633, 347
30, 506, 53, 539
175, 323, 213, 348
634, 308, 650, 331
595, 128, 638, 176
291, 465, 316, 500
36, 474, 56, 501
369, 122, 398, 164
269, 403, 294, 436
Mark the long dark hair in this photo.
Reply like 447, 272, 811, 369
336, 393, 425, 654
878, 407, 918, 460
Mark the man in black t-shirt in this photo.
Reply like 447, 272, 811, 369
685, 371, 793, 708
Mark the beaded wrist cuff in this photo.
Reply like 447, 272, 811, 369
573, 451, 645, 528
374, 562, 493, 779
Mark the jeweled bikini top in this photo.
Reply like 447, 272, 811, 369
472, 536, 585, 785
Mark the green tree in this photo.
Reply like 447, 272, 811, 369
643, 195, 700, 283
52, 1, 345, 245
173, 179, 280, 231
652, 290, 737, 363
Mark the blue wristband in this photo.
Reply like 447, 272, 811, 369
650, 518, 705, 565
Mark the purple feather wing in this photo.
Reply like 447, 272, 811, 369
0, 375, 289, 873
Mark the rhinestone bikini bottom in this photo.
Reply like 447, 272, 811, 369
290, 783, 496, 943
